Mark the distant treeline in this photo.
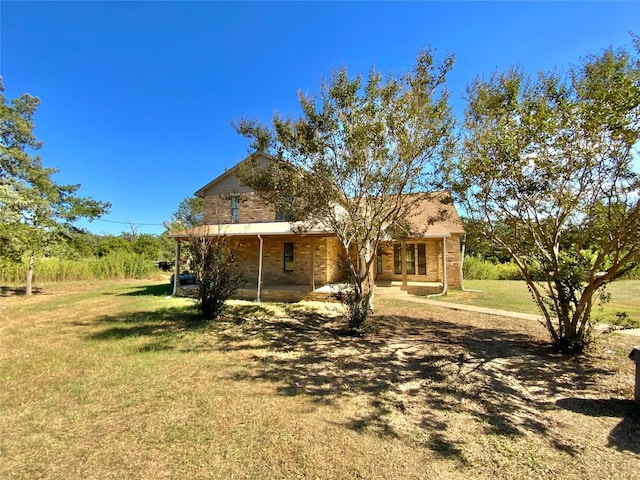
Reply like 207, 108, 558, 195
462, 254, 640, 281
0, 232, 175, 284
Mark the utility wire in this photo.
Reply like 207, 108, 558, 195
93, 219, 164, 226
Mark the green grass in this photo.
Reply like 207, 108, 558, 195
440, 280, 640, 327
1, 279, 638, 479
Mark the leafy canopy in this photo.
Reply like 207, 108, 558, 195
452, 43, 640, 353
0, 78, 110, 292
234, 49, 456, 331
235, 52, 455, 249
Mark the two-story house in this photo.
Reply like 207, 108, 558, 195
171, 152, 465, 301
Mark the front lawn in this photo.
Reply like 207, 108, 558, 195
1, 280, 638, 479
439, 280, 640, 328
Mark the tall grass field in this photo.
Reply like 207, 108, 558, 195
0, 252, 159, 284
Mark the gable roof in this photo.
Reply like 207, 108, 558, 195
405, 192, 465, 236
190, 153, 464, 238
194, 151, 274, 198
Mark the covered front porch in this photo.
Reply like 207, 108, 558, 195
170, 222, 457, 303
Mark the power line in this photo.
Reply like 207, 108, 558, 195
94, 219, 164, 226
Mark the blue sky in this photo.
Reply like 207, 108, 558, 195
2, 1, 638, 236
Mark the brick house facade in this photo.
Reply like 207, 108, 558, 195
171, 152, 465, 300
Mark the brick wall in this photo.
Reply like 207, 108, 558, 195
326, 237, 347, 283
223, 235, 346, 289
446, 234, 462, 288
204, 192, 275, 224
375, 237, 462, 288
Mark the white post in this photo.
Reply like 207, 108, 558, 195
309, 237, 315, 291
442, 237, 448, 295
172, 240, 181, 296
257, 234, 264, 303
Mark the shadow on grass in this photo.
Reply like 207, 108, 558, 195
207, 301, 620, 460
116, 283, 174, 297
555, 397, 640, 454
81, 296, 625, 460
84, 301, 271, 352
85, 305, 205, 351
0, 286, 44, 297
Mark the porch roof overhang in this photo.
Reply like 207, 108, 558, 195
169, 222, 332, 240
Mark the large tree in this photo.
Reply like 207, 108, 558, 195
451, 44, 640, 353
0, 79, 110, 294
234, 49, 455, 331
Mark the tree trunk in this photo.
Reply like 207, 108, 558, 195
25, 251, 35, 296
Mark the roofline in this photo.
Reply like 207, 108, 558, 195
193, 151, 274, 198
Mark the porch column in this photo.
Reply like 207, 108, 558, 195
442, 237, 448, 294
172, 240, 181, 296
401, 240, 407, 289
309, 237, 315, 291
257, 234, 264, 303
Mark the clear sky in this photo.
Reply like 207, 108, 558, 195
1, 1, 638, 236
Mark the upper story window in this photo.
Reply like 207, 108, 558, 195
230, 197, 240, 223
275, 196, 294, 221
275, 210, 293, 222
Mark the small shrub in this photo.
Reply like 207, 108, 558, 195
333, 286, 376, 334
186, 236, 246, 320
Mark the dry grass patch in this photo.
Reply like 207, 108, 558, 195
1, 280, 638, 479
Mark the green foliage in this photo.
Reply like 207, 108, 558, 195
462, 255, 522, 280
462, 218, 512, 263
95, 236, 134, 257
334, 288, 377, 334
234, 49, 455, 328
186, 236, 246, 320
167, 196, 204, 232
88, 252, 158, 280
452, 42, 640, 354
0, 78, 110, 294
0, 252, 158, 284
130, 234, 164, 259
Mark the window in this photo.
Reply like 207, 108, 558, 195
275, 196, 294, 221
275, 210, 293, 222
376, 246, 383, 274
406, 244, 415, 275
230, 197, 240, 223
394, 243, 423, 275
417, 243, 427, 275
283, 242, 294, 271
